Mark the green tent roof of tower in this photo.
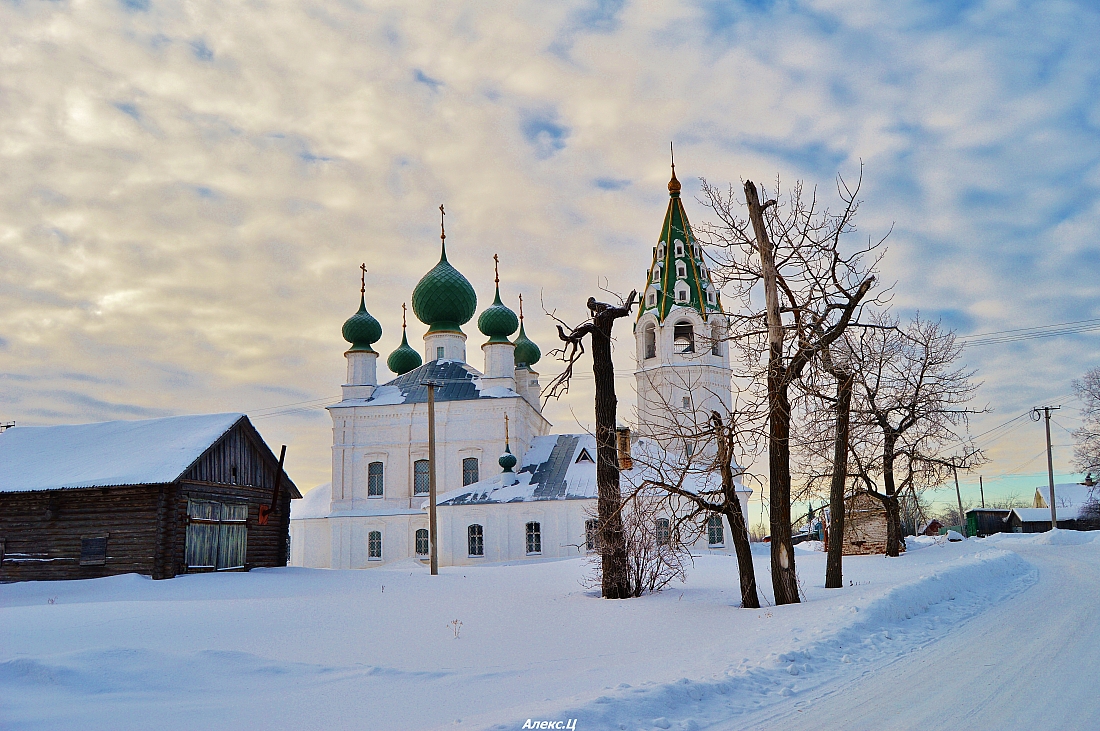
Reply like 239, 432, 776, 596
412, 236, 477, 335
342, 294, 383, 352
387, 326, 422, 376
636, 165, 724, 324
478, 281, 519, 344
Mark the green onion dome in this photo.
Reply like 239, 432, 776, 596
412, 241, 477, 334
342, 295, 382, 352
498, 444, 517, 473
387, 327, 422, 375
513, 322, 541, 367
478, 284, 519, 344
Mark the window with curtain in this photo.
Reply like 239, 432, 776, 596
708, 515, 725, 546
415, 528, 429, 556
368, 530, 382, 559
185, 499, 248, 571
413, 459, 430, 495
468, 524, 484, 556
525, 522, 542, 554
367, 461, 384, 497
462, 457, 479, 486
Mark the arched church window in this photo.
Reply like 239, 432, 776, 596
708, 515, 725, 546
367, 462, 384, 497
413, 459, 430, 495
673, 323, 694, 353
415, 528, 429, 556
711, 324, 722, 356
368, 530, 382, 560
655, 518, 671, 547
585, 519, 599, 552
468, 524, 484, 556
462, 457, 479, 486
644, 324, 656, 360
526, 522, 542, 554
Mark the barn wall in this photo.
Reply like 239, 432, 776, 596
842, 492, 904, 555
0, 486, 162, 582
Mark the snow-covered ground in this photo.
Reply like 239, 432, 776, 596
4, 533, 1095, 731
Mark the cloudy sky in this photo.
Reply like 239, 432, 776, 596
2, 0, 1098, 517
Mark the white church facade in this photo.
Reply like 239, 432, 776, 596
289, 166, 751, 569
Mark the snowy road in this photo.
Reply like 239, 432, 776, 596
739, 539, 1100, 731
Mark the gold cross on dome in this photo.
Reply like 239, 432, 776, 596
360, 263, 367, 294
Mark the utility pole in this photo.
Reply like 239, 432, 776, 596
979, 475, 985, 509
1032, 406, 1061, 528
952, 464, 966, 537
426, 380, 442, 575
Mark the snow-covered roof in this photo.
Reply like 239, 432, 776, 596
1033, 483, 1097, 509
291, 483, 332, 519
0, 413, 244, 493
433, 433, 752, 507
1009, 506, 1082, 523
329, 359, 521, 409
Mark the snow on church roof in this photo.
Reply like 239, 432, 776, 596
330, 359, 520, 409
0, 413, 244, 493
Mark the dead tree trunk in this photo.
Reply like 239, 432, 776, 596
825, 370, 852, 588
745, 180, 800, 605
547, 293, 637, 599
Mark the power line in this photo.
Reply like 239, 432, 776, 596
959, 318, 1100, 347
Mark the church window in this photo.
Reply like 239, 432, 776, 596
707, 291, 715, 305
368, 530, 382, 560
468, 524, 484, 556
415, 528, 429, 556
658, 242, 666, 258
677, 264, 686, 279
413, 459, 430, 495
462, 457, 479, 486
367, 461, 384, 497
436, 346, 445, 360
676, 288, 688, 303
682, 396, 691, 409
526, 522, 542, 554
644, 324, 656, 360
711, 324, 722, 356
585, 519, 599, 552
647, 292, 656, 307
708, 515, 725, 546
675, 241, 684, 256
655, 518, 671, 547
673, 323, 695, 353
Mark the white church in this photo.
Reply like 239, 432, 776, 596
289, 167, 751, 568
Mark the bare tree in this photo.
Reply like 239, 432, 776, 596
546, 292, 637, 599
698, 171, 885, 605
849, 314, 985, 555
1073, 367, 1100, 475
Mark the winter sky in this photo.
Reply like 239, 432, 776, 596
1, 0, 1098, 516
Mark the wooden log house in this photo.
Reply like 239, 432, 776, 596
842, 491, 905, 555
0, 413, 300, 582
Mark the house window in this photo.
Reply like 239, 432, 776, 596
462, 457, 480, 486
436, 346, 445, 359
708, 515, 725, 546
413, 459, 430, 495
644, 324, 656, 360
673, 323, 694, 353
185, 499, 248, 571
585, 519, 599, 552
526, 522, 542, 554
655, 518, 671, 547
367, 461, 384, 497
368, 530, 382, 560
79, 535, 108, 566
415, 528, 429, 556
468, 524, 484, 557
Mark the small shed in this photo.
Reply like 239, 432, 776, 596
965, 508, 1011, 537
842, 491, 904, 555
919, 519, 944, 536
1005, 507, 1082, 534
0, 413, 300, 582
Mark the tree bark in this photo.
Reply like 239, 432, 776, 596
881, 434, 903, 557
715, 413, 760, 608
592, 302, 633, 599
825, 371, 852, 588
745, 180, 800, 605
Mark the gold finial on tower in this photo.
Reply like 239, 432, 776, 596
668, 141, 681, 194
360, 263, 367, 294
